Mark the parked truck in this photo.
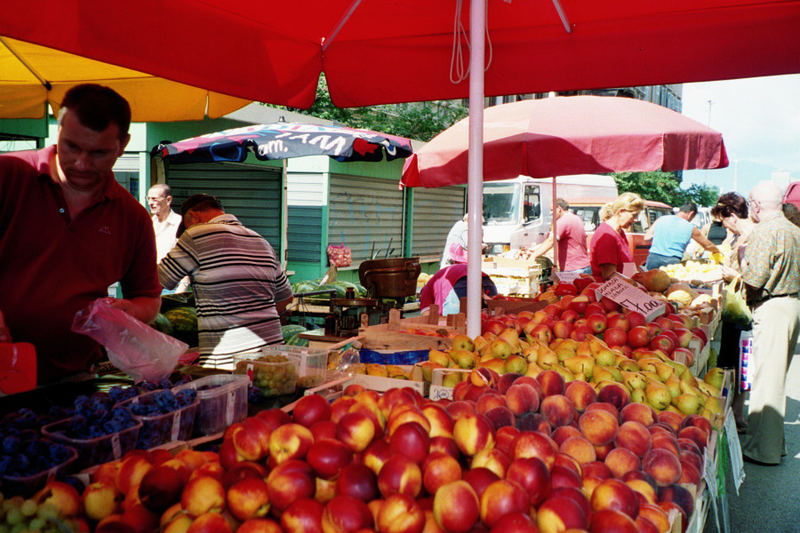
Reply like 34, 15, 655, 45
482, 174, 619, 253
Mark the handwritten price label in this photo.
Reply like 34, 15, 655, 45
596, 277, 666, 321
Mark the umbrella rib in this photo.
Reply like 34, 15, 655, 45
551, 0, 573, 34
322, 0, 362, 51
0, 37, 52, 90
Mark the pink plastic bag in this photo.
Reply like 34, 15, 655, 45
71, 298, 188, 382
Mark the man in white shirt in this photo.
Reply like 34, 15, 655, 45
148, 184, 188, 292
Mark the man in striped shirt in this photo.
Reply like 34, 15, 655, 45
158, 194, 293, 369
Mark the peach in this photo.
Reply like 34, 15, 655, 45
551, 425, 583, 446
537, 370, 566, 396
336, 411, 376, 453
559, 435, 597, 465
349, 399, 387, 437
638, 502, 671, 533
422, 403, 455, 438
487, 511, 539, 533
280, 498, 324, 533
377, 493, 425, 533
658, 501, 688, 533
479, 479, 529, 528
226, 477, 270, 522
453, 413, 495, 457
550, 465, 582, 492
265, 459, 315, 512
582, 460, 613, 482
138, 464, 187, 514
269, 423, 315, 464
596, 382, 631, 410
445, 400, 476, 421
363, 438, 392, 475
321, 495, 373, 533
336, 462, 379, 502
470, 447, 511, 479
585, 401, 620, 418
516, 412, 551, 434
578, 409, 619, 446
678, 460, 702, 486
619, 402, 656, 427
423, 452, 463, 495
536, 495, 588, 533
604, 447, 640, 479
681, 413, 713, 435
649, 432, 680, 458
306, 437, 354, 480
505, 456, 551, 506
589, 478, 639, 519
180, 475, 225, 518
390, 421, 431, 464
655, 410, 683, 433
293, 393, 332, 428
115, 455, 153, 496
432, 481, 480, 533
495, 426, 521, 455
484, 406, 516, 431
564, 380, 597, 412
505, 383, 541, 416
462, 467, 500, 500
677, 425, 709, 451
82, 482, 119, 522
615, 421, 652, 456
657, 483, 694, 518
377, 454, 423, 498
429, 435, 461, 460
588, 509, 638, 533
330, 397, 357, 423
511, 431, 558, 469
554, 452, 583, 478
625, 478, 657, 505
642, 448, 682, 487
238, 518, 282, 533
541, 394, 576, 427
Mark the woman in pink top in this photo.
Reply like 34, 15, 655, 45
590, 192, 644, 280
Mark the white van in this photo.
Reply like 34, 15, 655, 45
482, 174, 619, 253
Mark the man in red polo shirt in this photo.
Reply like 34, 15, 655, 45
531, 198, 591, 274
0, 84, 162, 384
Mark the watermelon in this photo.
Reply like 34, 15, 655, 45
317, 283, 347, 298
281, 324, 308, 343
163, 306, 198, 346
150, 313, 174, 335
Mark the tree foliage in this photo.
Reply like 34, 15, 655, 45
282, 75, 468, 142
612, 171, 719, 207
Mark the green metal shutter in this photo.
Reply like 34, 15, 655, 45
165, 162, 282, 249
329, 174, 403, 262
411, 185, 467, 259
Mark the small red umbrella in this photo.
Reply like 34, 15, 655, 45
401, 95, 728, 188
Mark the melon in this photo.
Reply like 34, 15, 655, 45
163, 307, 198, 346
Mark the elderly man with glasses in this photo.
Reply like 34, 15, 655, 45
740, 181, 800, 465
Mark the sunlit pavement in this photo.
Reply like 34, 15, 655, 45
706, 346, 800, 533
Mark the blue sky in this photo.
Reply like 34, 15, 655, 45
680, 74, 800, 197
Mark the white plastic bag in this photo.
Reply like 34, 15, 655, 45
71, 298, 188, 382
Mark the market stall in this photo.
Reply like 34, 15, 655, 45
0, 267, 742, 533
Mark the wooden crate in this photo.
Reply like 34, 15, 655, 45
358, 308, 464, 351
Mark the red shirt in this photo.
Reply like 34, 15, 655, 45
589, 222, 633, 277
556, 211, 591, 271
0, 146, 161, 383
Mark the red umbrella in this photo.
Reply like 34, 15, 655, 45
1, 1, 798, 109
401, 95, 729, 188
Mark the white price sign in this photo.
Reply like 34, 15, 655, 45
596, 276, 666, 321
553, 271, 582, 283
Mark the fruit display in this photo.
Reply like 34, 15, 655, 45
419, 277, 724, 426
117, 389, 199, 449
659, 260, 724, 285
56, 381, 713, 533
234, 354, 298, 397
0, 485, 88, 533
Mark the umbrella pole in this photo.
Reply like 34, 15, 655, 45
466, 0, 486, 338
552, 178, 558, 272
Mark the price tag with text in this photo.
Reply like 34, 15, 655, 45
595, 276, 666, 321
553, 271, 581, 283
